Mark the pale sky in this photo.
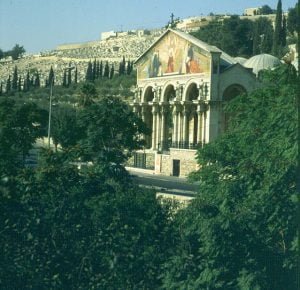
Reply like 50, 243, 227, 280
0, 0, 297, 53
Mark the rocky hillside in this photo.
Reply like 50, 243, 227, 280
0, 31, 162, 89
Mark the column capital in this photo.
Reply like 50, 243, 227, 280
152, 105, 159, 114
197, 103, 207, 113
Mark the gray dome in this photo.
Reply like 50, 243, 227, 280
243, 53, 282, 75
234, 57, 247, 65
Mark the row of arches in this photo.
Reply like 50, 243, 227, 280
133, 83, 246, 151
140, 81, 207, 103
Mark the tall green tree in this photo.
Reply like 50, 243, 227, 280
48, 66, 55, 86
12, 66, 18, 90
109, 64, 115, 79
6, 75, 11, 93
10, 44, 25, 60
260, 4, 274, 14
77, 95, 149, 167
74, 66, 78, 84
67, 65, 72, 86
85, 61, 93, 82
162, 65, 298, 289
287, 3, 298, 35
92, 59, 97, 81
99, 60, 103, 78
273, 0, 283, 56
78, 82, 97, 107
34, 72, 40, 88
0, 99, 47, 174
18, 77, 22, 91
103, 61, 109, 78
62, 70, 67, 87
51, 107, 81, 150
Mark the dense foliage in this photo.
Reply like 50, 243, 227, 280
0, 91, 174, 289
191, 1, 298, 59
162, 64, 298, 289
0, 48, 298, 289
191, 16, 272, 57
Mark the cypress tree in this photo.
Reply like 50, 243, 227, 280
74, 67, 78, 84
18, 77, 22, 91
45, 78, 49, 88
126, 60, 131, 75
92, 59, 97, 81
67, 67, 72, 86
272, 0, 283, 56
12, 65, 18, 90
48, 66, 55, 86
23, 78, 27, 92
63, 70, 67, 87
26, 71, 31, 91
282, 15, 287, 47
96, 60, 100, 79
99, 60, 103, 78
86, 61, 93, 81
30, 76, 34, 87
6, 75, 11, 93
109, 64, 114, 79
103, 61, 109, 78
35, 72, 40, 88
122, 56, 126, 73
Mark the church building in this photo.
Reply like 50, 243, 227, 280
130, 29, 257, 177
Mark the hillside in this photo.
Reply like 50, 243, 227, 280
0, 32, 162, 89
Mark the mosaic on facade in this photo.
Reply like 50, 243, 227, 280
137, 32, 210, 80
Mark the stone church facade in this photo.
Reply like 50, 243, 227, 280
130, 29, 257, 177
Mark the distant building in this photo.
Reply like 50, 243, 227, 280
101, 31, 117, 40
244, 7, 262, 16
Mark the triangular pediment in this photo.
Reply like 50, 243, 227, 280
136, 29, 216, 80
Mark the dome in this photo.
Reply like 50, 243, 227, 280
243, 53, 282, 75
234, 57, 247, 65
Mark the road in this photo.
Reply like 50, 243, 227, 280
127, 168, 198, 197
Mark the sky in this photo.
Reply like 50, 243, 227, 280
0, 0, 297, 54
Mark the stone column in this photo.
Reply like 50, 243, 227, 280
172, 105, 178, 147
156, 107, 161, 150
182, 106, 189, 148
178, 111, 182, 147
197, 111, 202, 144
151, 106, 158, 150
160, 106, 166, 150
202, 111, 206, 145
141, 105, 147, 122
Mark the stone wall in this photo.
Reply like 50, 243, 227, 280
154, 149, 197, 177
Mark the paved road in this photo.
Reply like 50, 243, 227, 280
127, 168, 198, 197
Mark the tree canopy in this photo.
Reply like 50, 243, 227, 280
162, 64, 298, 289
192, 16, 264, 57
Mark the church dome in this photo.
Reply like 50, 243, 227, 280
234, 57, 247, 65
243, 53, 282, 75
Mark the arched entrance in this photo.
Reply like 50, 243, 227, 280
143, 86, 154, 148
185, 83, 199, 148
161, 84, 176, 150
185, 83, 199, 101
222, 84, 246, 132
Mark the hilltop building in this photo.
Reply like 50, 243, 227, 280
130, 29, 257, 177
